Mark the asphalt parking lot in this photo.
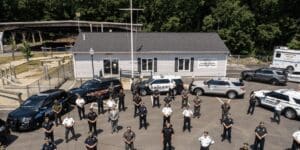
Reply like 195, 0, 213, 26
1, 81, 300, 150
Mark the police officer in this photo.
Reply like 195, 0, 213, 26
193, 96, 202, 118
138, 103, 148, 130
182, 106, 193, 132
221, 100, 231, 122
76, 94, 86, 120
97, 94, 104, 114
168, 87, 175, 101
254, 122, 268, 150
87, 107, 98, 135
198, 131, 215, 150
152, 89, 160, 108
162, 104, 173, 126
239, 143, 249, 150
109, 107, 119, 134
52, 100, 62, 126
85, 132, 98, 150
291, 127, 300, 150
221, 113, 234, 143
108, 82, 115, 98
181, 90, 189, 109
118, 88, 126, 111
42, 116, 54, 143
273, 100, 283, 124
123, 126, 136, 150
164, 94, 172, 105
133, 93, 142, 118
247, 91, 256, 115
41, 138, 57, 150
162, 123, 174, 150
62, 114, 77, 143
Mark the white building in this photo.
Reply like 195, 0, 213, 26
72, 32, 229, 79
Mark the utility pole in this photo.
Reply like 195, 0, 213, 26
120, 1, 143, 79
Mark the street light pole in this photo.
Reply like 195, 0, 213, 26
130, 0, 134, 79
89, 48, 95, 78
76, 12, 81, 33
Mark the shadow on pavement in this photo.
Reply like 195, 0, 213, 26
6, 134, 18, 146
54, 138, 64, 145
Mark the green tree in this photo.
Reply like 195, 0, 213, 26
287, 34, 300, 49
20, 41, 33, 61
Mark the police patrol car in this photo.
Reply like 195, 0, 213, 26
136, 75, 184, 96
254, 89, 300, 119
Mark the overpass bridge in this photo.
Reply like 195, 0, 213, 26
0, 20, 143, 53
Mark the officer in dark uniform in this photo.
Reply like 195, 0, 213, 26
247, 91, 256, 115
164, 94, 172, 105
181, 90, 189, 109
52, 100, 62, 126
152, 89, 160, 108
133, 93, 142, 118
162, 123, 174, 150
42, 116, 54, 143
221, 113, 234, 143
41, 138, 57, 150
118, 88, 126, 111
85, 132, 98, 150
168, 87, 175, 101
123, 126, 136, 150
138, 103, 148, 130
108, 82, 115, 98
193, 96, 202, 118
221, 101, 231, 122
254, 122, 268, 150
87, 107, 98, 135
97, 94, 104, 114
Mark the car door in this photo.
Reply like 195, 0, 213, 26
206, 80, 220, 94
263, 92, 283, 107
150, 79, 170, 92
253, 69, 264, 81
261, 70, 274, 81
39, 97, 55, 118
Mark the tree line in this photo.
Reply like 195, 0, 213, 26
0, 0, 299, 55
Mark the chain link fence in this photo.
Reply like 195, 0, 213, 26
228, 55, 273, 65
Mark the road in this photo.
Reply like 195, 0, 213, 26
0, 81, 299, 150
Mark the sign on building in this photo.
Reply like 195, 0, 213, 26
198, 58, 217, 68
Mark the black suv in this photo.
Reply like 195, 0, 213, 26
0, 119, 10, 144
69, 78, 122, 103
241, 68, 287, 85
7, 89, 71, 131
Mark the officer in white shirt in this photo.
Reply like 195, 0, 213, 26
62, 115, 77, 143
198, 131, 215, 150
273, 100, 283, 124
292, 127, 300, 150
162, 104, 173, 126
75, 94, 85, 120
182, 106, 193, 132
106, 98, 116, 111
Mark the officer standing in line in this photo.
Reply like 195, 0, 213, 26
108, 82, 115, 98
198, 131, 215, 150
75, 94, 86, 120
162, 103, 173, 126
182, 106, 193, 132
41, 138, 57, 150
253, 122, 268, 150
152, 89, 160, 108
97, 94, 104, 114
118, 88, 126, 111
123, 126, 136, 150
168, 87, 175, 101
109, 106, 119, 134
87, 107, 98, 135
291, 127, 300, 150
161, 123, 174, 150
221, 100, 231, 122
193, 95, 202, 118
52, 100, 62, 126
138, 102, 148, 130
164, 94, 172, 105
42, 116, 55, 143
273, 100, 283, 124
85, 132, 98, 150
221, 113, 234, 143
247, 91, 256, 115
133, 93, 142, 118
181, 90, 189, 109
62, 114, 77, 143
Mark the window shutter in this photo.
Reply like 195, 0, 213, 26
137, 58, 141, 73
175, 57, 178, 72
190, 57, 194, 72
154, 58, 157, 72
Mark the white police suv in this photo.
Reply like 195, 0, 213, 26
254, 89, 300, 119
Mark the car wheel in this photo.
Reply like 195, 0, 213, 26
284, 108, 296, 119
245, 76, 252, 81
227, 91, 237, 99
194, 88, 203, 96
270, 79, 278, 85
286, 66, 294, 73
140, 89, 147, 96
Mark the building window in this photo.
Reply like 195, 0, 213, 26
141, 58, 154, 71
178, 58, 190, 71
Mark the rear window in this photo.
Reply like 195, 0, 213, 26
294, 98, 300, 104
232, 82, 244, 86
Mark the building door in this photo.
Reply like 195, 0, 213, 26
103, 59, 119, 75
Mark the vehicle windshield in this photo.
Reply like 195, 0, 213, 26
275, 71, 285, 75
21, 95, 46, 109
232, 82, 244, 86
293, 98, 300, 105
80, 80, 99, 89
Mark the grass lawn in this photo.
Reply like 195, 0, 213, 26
14, 60, 42, 75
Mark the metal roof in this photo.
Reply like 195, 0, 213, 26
73, 32, 229, 54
